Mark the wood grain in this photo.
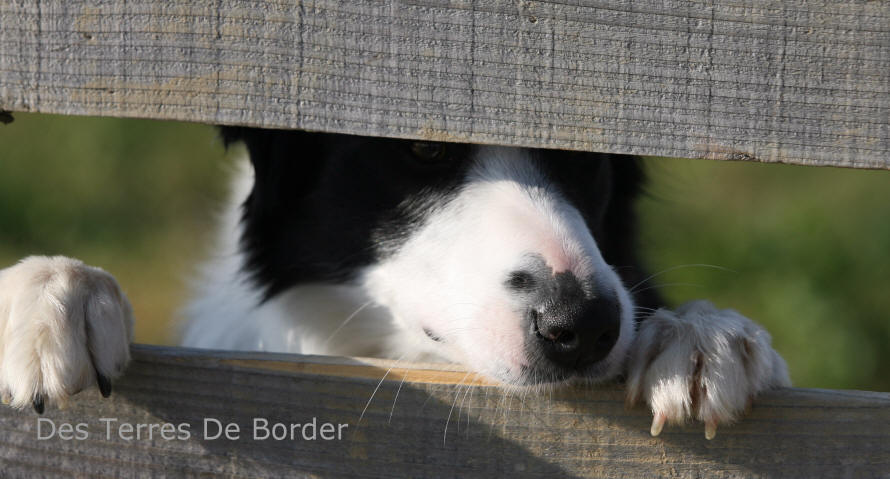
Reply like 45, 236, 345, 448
0, 0, 888, 168
0, 345, 888, 478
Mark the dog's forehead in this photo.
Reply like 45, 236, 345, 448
323, 133, 465, 156
321, 133, 608, 185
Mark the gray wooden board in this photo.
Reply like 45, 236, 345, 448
0, 345, 888, 478
0, 0, 888, 169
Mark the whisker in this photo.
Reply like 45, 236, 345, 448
357, 353, 405, 427
458, 381, 473, 435
465, 387, 475, 438
548, 383, 553, 410
487, 386, 505, 441
444, 372, 472, 446
503, 388, 515, 435
634, 306, 658, 312
388, 372, 408, 425
629, 263, 734, 293
323, 300, 373, 348
633, 282, 703, 294
419, 387, 436, 414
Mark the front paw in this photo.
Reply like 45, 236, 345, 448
0, 256, 134, 412
626, 300, 790, 439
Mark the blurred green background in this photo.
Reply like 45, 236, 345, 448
1, 113, 888, 391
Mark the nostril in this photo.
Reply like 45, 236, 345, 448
552, 329, 576, 346
594, 327, 618, 350
533, 316, 579, 347
540, 326, 567, 342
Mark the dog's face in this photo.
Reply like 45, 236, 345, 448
229, 128, 649, 387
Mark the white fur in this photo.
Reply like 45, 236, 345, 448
178, 159, 403, 358
626, 300, 790, 430
0, 256, 133, 409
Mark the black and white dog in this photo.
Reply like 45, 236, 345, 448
0, 127, 789, 439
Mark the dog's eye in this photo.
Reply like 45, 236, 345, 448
507, 271, 537, 291
410, 141, 448, 163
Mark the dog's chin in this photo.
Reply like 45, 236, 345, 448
496, 361, 623, 390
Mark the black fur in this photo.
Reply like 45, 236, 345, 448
220, 127, 663, 312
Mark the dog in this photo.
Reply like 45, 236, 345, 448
0, 127, 790, 439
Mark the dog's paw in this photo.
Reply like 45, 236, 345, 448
626, 300, 790, 439
0, 256, 133, 413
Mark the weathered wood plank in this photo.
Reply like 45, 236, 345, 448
0, 345, 888, 478
0, 0, 888, 168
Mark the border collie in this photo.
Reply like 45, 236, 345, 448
0, 128, 789, 439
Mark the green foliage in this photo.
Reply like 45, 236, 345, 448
0, 113, 230, 344
638, 158, 890, 390
1, 113, 888, 390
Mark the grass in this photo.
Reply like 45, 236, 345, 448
1, 112, 888, 391
0, 113, 230, 345
638, 158, 890, 390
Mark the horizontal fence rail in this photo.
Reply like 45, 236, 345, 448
0, 0, 888, 168
0, 345, 888, 478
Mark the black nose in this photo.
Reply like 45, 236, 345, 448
519, 271, 621, 370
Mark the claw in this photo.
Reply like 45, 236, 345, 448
32, 394, 45, 414
650, 413, 665, 437
1, 392, 10, 405
97, 373, 112, 398
705, 420, 717, 440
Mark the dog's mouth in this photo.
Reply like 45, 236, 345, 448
506, 359, 621, 388
420, 307, 626, 388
